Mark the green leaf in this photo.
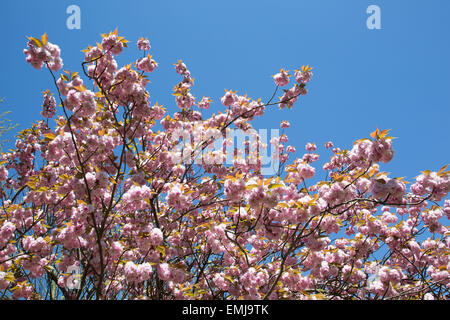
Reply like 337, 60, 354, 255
437, 164, 449, 176
43, 132, 56, 141
268, 183, 283, 189
27, 36, 43, 47
3, 273, 15, 282
26, 181, 37, 190
41, 33, 48, 45
156, 246, 166, 256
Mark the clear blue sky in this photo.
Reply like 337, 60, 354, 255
0, 0, 449, 182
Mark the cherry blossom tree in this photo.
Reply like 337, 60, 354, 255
0, 31, 448, 300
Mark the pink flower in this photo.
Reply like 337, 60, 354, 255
157, 263, 172, 281
444, 199, 450, 219
213, 274, 229, 291
0, 166, 8, 181
278, 85, 306, 109
370, 175, 405, 202
302, 153, 319, 163
85, 46, 102, 62
138, 263, 153, 281
11, 283, 33, 299
382, 212, 398, 225
41, 91, 56, 118
78, 90, 96, 116
0, 272, 11, 290
424, 293, 435, 300
198, 97, 212, 109
297, 162, 315, 180
150, 228, 163, 245
24, 36, 63, 71
286, 146, 296, 153
65, 89, 81, 112
0, 222, 15, 240
370, 138, 394, 163
137, 37, 151, 51
56, 77, 69, 96
280, 120, 290, 129
175, 92, 196, 109
123, 261, 138, 279
124, 261, 153, 284
102, 34, 123, 55
305, 142, 317, 152
224, 179, 246, 201
174, 61, 188, 75
295, 69, 312, 84
171, 268, 186, 283
279, 134, 288, 143
136, 56, 158, 73
221, 90, 238, 106
167, 183, 191, 209
273, 69, 290, 87
45, 43, 63, 71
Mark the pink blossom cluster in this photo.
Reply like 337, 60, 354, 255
22, 236, 51, 256
245, 181, 279, 209
287, 160, 316, 184
273, 69, 290, 87
295, 69, 313, 84
111, 66, 141, 103
422, 208, 446, 234
0, 165, 7, 181
11, 282, 34, 299
166, 182, 193, 210
221, 90, 237, 106
198, 96, 212, 109
0, 272, 12, 290
41, 91, 56, 118
157, 263, 171, 281
370, 174, 406, 203
0, 222, 15, 248
278, 84, 307, 109
137, 37, 151, 51
83, 46, 118, 89
1, 133, 38, 182
122, 184, 153, 210
65, 87, 96, 117
280, 120, 290, 129
101, 33, 124, 55
239, 267, 269, 299
411, 171, 450, 201
173, 61, 196, 110
123, 261, 153, 284
324, 141, 334, 149
305, 142, 317, 152
24, 37, 63, 71
273, 67, 312, 109
150, 228, 163, 245
349, 137, 394, 166
224, 178, 246, 201
136, 54, 158, 73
